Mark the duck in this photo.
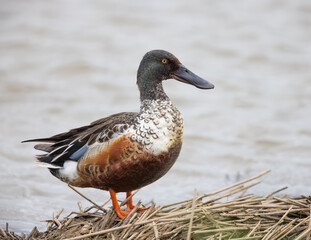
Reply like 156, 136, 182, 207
23, 50, 214, 218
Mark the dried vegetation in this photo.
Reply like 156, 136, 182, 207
2, 170, 311, 240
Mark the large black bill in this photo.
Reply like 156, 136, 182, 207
171, 64, 214, 89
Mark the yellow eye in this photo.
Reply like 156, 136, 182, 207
162, 59, 168, 64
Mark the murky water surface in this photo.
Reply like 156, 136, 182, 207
1, 0, 311, 234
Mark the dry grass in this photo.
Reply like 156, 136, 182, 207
2, 170, 311, 240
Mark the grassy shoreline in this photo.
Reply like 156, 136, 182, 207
2, 170, 310, 240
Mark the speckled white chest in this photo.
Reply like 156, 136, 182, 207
129, 99, 184, 154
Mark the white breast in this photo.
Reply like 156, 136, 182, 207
129, 100, 183, 154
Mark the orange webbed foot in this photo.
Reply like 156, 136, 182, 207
125, 192, 149, 211
109, 189, 149, 219
114, 209, 131, 219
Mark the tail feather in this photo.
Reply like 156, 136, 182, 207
34, 144, 54, 152
35, 158, 62, 169
22, 138, 56, 143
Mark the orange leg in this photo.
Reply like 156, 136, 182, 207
125, 192, 135, 210
125, 192, 149, 211
109, 189, 130, 219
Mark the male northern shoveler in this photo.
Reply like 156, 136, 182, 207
23, 50, 214, 218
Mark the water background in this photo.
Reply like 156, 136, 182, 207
1, 0, 311, 234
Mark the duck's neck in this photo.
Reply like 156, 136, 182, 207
137, 69, 169, 102
139, 82, 169, 102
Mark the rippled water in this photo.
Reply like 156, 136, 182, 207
1, 0, 311, 234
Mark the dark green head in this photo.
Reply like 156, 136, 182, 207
137, 50, 214, 101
